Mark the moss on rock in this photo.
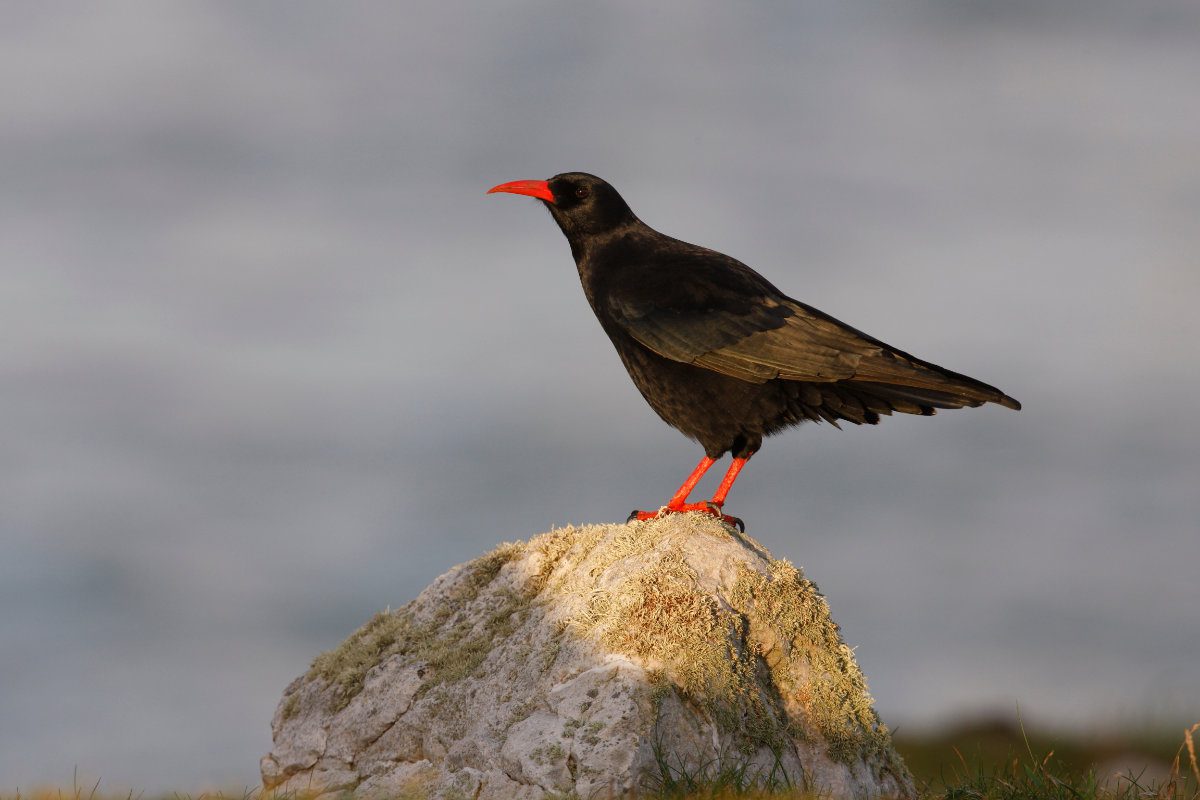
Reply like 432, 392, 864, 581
540, 516, 895, 766
729, 558, 893, 765
307, 540, 528, 707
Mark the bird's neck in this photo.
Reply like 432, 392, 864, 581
568, 222, 649, 309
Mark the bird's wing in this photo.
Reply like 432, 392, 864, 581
605, 251, 1019, 408
608, 288, 875, 383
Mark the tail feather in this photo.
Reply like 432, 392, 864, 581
851, 380, 1019, 414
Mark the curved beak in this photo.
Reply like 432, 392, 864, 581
486, 179, 556, 204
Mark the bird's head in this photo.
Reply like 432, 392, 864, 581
488, 172, 636, 239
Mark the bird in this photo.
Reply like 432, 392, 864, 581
487, 172, 1019, 530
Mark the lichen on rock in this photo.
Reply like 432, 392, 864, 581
307, 541, 529, 708
262, 514, 915, 799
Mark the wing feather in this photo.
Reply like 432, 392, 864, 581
606, 262, 1019, 411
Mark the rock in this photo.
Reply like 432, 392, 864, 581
262, 514, 915, 798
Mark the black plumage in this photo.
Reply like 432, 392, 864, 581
489, 172, 1019, 527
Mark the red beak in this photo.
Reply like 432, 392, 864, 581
487, 179, 556, 204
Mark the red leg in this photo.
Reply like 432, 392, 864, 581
709, 456, 749, 507
628, 455, 748, 531
630, 456, 713, 522
666, 456, 716, 508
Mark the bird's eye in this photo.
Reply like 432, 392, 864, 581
574, 186, 591, 199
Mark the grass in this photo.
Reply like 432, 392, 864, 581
896, 721, 1199, 800
894, 718, 1195, 791
645, 732, 796, 797
627, 722, 1200, 800
6, 724, 1197, 800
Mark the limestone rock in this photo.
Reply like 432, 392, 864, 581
262, 514, 915, 798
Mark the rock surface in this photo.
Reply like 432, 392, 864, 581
261, 514, 915, 799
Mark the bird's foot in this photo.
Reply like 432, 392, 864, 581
701, 501, 745, 532
626, 502, 745, 532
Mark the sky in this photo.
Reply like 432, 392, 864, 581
2, 1, 1198, 791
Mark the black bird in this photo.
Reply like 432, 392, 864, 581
488, 173, 1019, 529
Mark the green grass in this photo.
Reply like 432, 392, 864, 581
894, 718, 1194, 791
8, 725, 1197, 800
894, 720, 1199, 800
627, 722, 1199, 800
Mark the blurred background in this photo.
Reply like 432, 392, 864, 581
2, 1, 1198, 792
